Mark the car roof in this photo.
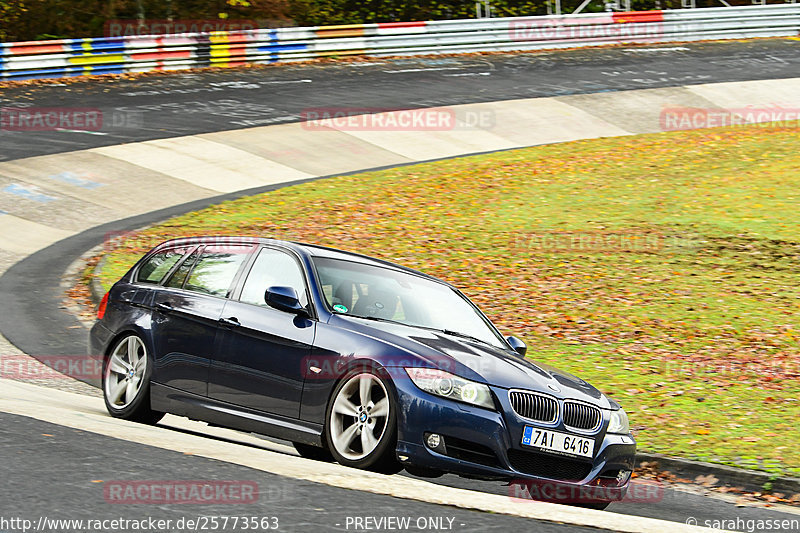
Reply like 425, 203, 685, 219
154, 236, 442, 283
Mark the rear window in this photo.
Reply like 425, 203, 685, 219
136, 246, 192, 284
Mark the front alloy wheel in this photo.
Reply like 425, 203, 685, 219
326, 369, 400, 473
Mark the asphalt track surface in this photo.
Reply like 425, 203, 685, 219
2, 38, 800, 532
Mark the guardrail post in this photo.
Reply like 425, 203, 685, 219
545, 0, 563, 15
476, 0, 494, 18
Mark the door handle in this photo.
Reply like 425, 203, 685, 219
155, 302, 173, 313
219, 317, 240, 328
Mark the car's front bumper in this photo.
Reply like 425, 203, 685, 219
391, 374, 636, 504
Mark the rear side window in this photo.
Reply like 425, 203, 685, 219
184, 245, 252, 297
165, 248, 201, 289
136, 246, 191, 284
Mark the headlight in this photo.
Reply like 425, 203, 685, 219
405, 368, 495, 410
607, 408, 630, 434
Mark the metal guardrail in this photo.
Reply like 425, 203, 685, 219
1, 5, 798, 81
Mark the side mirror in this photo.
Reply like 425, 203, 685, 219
506, 336, 527, 357
265, 286, 307, 315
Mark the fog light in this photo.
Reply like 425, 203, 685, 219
426, 433, 442, 449
617, 469, 632, 485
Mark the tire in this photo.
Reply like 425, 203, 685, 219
102, 333, 164, 425
325, 367, 401, 474
293, 442, 334, 462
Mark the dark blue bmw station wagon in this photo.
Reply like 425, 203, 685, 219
90, 236, 636, 508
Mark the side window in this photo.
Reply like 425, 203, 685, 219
136, 246, 191, 284
184, 245, 251, 297
240, 248, 309, 307
165, 248, 201, 289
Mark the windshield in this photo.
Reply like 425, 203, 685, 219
312, 257, 507, 349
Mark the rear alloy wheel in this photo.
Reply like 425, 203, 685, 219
103, 334, 164, 424
325, 369, 401, 473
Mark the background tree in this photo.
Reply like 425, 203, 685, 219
1, 0, 26, 41
1, 0, 749, 42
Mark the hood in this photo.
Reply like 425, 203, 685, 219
332, 315, 610, 408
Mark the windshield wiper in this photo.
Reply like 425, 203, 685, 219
439, 329, 489, 345
345, 314, 408, 327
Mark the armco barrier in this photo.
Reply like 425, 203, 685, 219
1, 4, 799, 81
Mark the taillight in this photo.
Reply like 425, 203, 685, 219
97, 292, 109, 320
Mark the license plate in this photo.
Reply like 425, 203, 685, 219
521, 426, 594, 458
